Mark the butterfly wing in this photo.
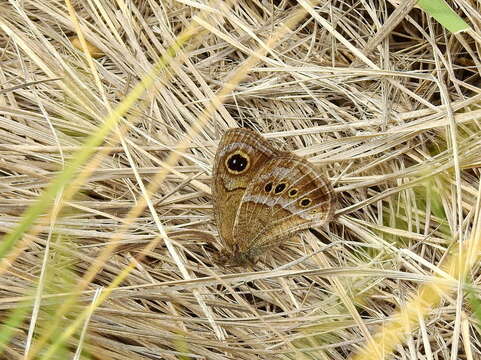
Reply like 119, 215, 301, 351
233, 155, 335, 262
212, 128, 277, 253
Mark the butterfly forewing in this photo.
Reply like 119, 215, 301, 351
212, 128, 276, 251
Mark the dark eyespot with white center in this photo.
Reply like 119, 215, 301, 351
264, 182, 273, 193
274, 182, 287, 194
288, 188, 298, 197
299, 198, 311, 207
225, 150, 250, 174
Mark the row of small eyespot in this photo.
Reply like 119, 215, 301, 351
264, 182, 312, 207
223, 151, 313, 209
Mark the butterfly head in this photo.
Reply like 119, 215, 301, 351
214, 244, 261, 267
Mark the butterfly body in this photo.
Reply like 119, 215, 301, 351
212, 128, 335, 266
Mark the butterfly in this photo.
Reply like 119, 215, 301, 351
211, 128, 335, 266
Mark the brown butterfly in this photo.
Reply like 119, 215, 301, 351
212, 128, 335, 267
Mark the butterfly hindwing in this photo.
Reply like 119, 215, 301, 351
233, 156, 334, 259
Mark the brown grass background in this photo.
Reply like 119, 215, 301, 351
1, 0, 481, 359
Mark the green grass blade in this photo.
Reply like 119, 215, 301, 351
418, 0, 469, 33
467, 285, 481, 328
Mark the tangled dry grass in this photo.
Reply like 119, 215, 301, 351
1, 0, 481, 359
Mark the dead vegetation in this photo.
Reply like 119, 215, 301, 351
1, 0, 481, 359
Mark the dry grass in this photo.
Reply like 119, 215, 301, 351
1, 0, 481, 359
